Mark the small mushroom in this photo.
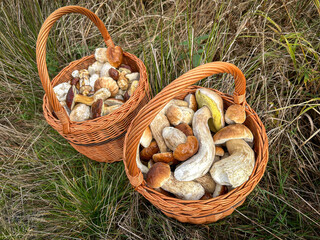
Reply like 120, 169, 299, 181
117, 72, 129, 91
88, 61, 104, 76
215, 146, 225, 156
225, 104, 246, 124
174, 123, 193, 136
95, 48, 108, 63
194, 173, 216, 193
159, 99, 188, 115
127, 80, 139, 96
69, 103, 90, 122
100, 62, 115, 77
106, 46, 123, 68
71, 70, 79, 78
126, 72, 140, 82
184, 94, 198, 112
70, 77, 80, 89
166, 105, 194, 126
94, 77, 119, 97
174, 106, 215, 181
152, 152, 176, 165
119, 67, 131, 74
119, 63, 132, 72
150, 113, 170, 153
213, 124, 254, 145
89, 74, 99, 89
173, 136, 199, 161
212, 184, 228, 197
162, 127, 187, 151
210, 139, 255, 188
146, 162, 205, 200
79, 69, 90, 81
79, 85, 92, 96
140, 126, 152, 148
53, 82, 71, 102
140, 141, 159, 161
108, 68, 119, 80
136, 145, 149, 174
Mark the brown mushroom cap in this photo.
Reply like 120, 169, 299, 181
140, 141, 159, 161
175, 123, 193, 136
91, 99, 104, 119
215, 146, 225, 156
184, 94, 198, 112
225, 104, 246, 124
213, 124, 254, 145
106, 46, 123, 68
146, 162, 171, 188
94, 77, 119, 96
173, 136, 199, 161
152, 152, 175, 164
66, 85, 76, 110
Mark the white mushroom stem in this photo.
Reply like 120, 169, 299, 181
136, 145, 149, 174
210, 139, 255, 188
174, 106, 215, 181
150, 113, 170, 152
161, 173, 205, 200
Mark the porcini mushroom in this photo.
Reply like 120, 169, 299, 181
162, 127, 187, 151
194, 173, 216, 193
210, 139, 255, 188
106, 46, 123, 68
146, 162, 205, 200
152, 152, 176, 165
166, 105, 194, 126
140, 126, 152, 148
150, 113, 170, 153
184, 94, 198, 112
100, 62, 115, 78
225, 104, 246, 124
95, 48, 108, 63
140, 141, 159, 161
88, 61, 104, 76
173, 136, 199, 161
79, 85, 92, 96
213, 124, 254, 145
69, 103, 90, 122
89, 74, 99, 89
104, 98, 124, 106
212, 184, 228, 197
159, 99, 189, 115
195, 88, 225, 132
174, 106, 215, 181
127, 80, 139, 96
53, 82, 71, 102
94, 77, 119, 97
175, 123, 194, 136
126, 72, 140, 82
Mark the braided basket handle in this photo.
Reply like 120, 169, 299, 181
124, 62, 247, 187
36, 6, 115, 134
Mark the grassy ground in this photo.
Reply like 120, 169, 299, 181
0, 0, 319, 239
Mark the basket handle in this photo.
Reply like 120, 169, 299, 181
36, 6, 115, 134
124, 62, 246, 187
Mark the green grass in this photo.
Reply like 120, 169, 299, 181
0, 0, 320, 239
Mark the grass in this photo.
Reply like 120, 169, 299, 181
0, 0, 319, 239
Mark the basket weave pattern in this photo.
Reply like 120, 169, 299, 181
123, 62, 268, 224
37, 6, 149, 162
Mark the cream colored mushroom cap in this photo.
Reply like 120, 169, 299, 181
146, 162, 171, 188
213, 124, 253, 145
225, 104, 246, 124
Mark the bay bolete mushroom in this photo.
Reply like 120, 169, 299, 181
210, 139, 255, 188
213, 124, 254, 145
195, 88, 225, 132
174, 106, 215, 181
146, 162, 205, 200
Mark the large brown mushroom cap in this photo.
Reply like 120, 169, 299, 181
213, 124, 254, 145
225, 104, 246, 124
146, 162, 171, 188
66, 85, 76, 110
173, 136, 199, 161
106, 46, 123, 68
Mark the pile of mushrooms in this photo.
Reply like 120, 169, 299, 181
137, 89, 255, 200
53, 47, 140, 121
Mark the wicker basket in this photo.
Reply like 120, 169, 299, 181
123, 62, 268, 224
36, 6, 149, 163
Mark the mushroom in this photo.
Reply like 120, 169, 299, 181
104, 105, 120, 115
212, 184, 228, 197
91, 99, 120, 118
94, 77, 119, 97
225, 104, 246, 124
108, 68, 119, 80
152, 152, 176, 165
215, 146, 225, 157
174, 123, 193, 136
210, 139, 255, 188
88, 61, 104, 76
213, 124, 254, 145
195, 88, 224, 132
53, 82, 71, 102
162, 127, 187, 151
117, 72, 129, 91
127, 80, 139, 97
184, 93, 198, 112
150, 113, 170, 153
59, 101, 71, 116
106, 46, 123, 68
66, 86, 111, 110
119, 67, 131, 74
173, 136, 199, 161
174, 106, 215, 181
79, 69, 90, 86
146, 162, 205, 200
71, 70, 79, 78
104, 98, 124, 106
69, 103, 90, 122
71, 77, 80, 90
126, 72, 140, 82
119, 63, 132, 72
115, 95, 124, 101
166, 105, 194, 126
79, 85, 92, 96
136, 145, 149, 174
140, 141, 159, 161
95, 48, 108, 63
89, 74, 99, 89
194, 173, 216, 193
159, 99, 188, 115
140, 126, 152, 148
100, 62, 115, 78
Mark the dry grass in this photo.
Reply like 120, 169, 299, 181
0, 0, 319, 239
